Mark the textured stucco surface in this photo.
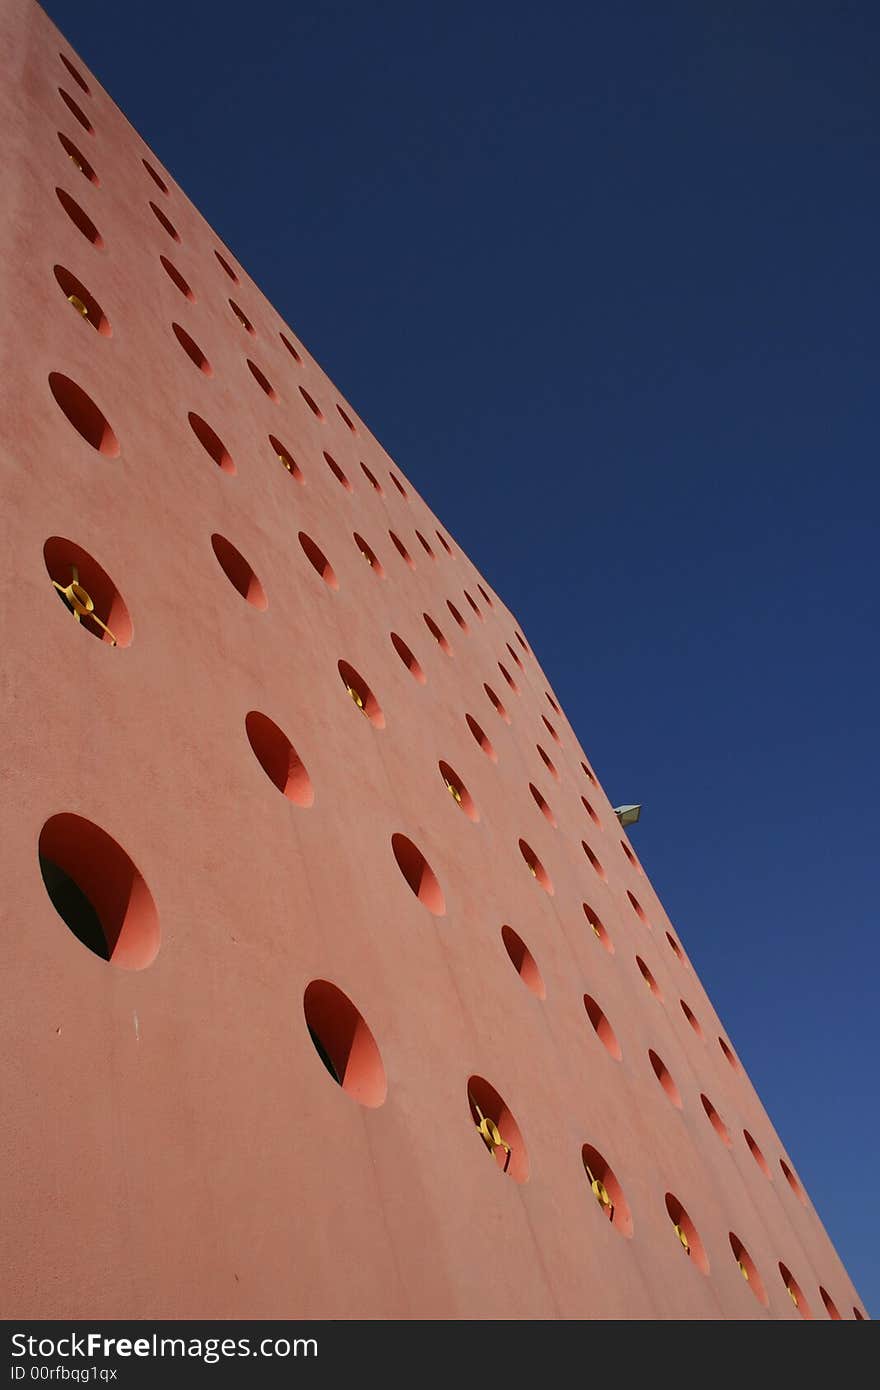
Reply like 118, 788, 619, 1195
0, 0, 867, 1320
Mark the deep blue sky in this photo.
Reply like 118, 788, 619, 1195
46, 1, 878, 1312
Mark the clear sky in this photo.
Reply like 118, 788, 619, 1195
45, 0, 878, 1313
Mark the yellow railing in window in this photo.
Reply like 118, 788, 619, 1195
53, 565, 116, 645
584, 1164, 614, 1221
470, 1099, 511, 1173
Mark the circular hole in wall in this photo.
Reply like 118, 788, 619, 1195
57, 132, 98, 184
337, 403, 356, 432
484, 684, 510, 723
245, 712, 313, 806
744, 1130, 772, 1179
423, 613, 452, 655
229, 299, 255, 334
172, 322, 212, 375
700, 1094, 732, 1146
247, 359, 277, 400
529, 784, 556, 828
149, 201, 180, 242
48, 373, 118, 455
211, 533, 267, 609
465, 714, 496, 761
719, 1036, 742, 1072
436, 530, 452, 554
583, 902, 614, 953
44, 536, 132, 648
581, 796, 600, 827
55, 188, 103, 246
583, 995, 622, 1061
391, 834, 445, 915
280, 331, 301, 361
447, 600, 468, 632
324, 452, 352, 490
665, 1194, 709, 1274
338, 660, 384, 728
649, 1050, 682, 1108
188, 413, 234, 473
389, 531, 415, 568
439, 761, 478, 820
636, 955, 663, 1000
160, 255, 194, 301
730, 1234, 768, 1306
389, 471, 408, 498
582, 1145, 633, 1237
38, 814, 159, 969
542, 719, 562, 748
298, 533, 338, 590
779, 1159, 807, 1204
303, 980, 386, 1108
269, 433, 302, 481
353, 533, 384, 576
58, 87, 93, 134
680, 999, 704, 1038
581, 760, 597, 785
142, 158, 168, 193
820, 1287, 842, 1320
467, 1076, 528, 1182
627, 891, 649, 926
499, 662, 519, 694
514, 629, 528, 652
508, 643, 525, 672
621, 839, 641, 871
299, 385, 324, 418
853, 1306, 866, 1320
501, 925, 545, 998
361, 461, 383, 493
416, 531, 435, 559
537, 745, 559, 781
54, 266, 110, 335
478, 584, 494, 609
60, 53, 90, 93
390, 632, 426, 684
546, 692, 561, 715
519, 839, 553, 894
582, 841, 606, 881
779, 1263, 812, 1319
464, 591, 482, 619
214, 250, 239, 283
666, 931, 684, 961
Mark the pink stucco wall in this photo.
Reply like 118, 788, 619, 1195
0, 0, 866, 1320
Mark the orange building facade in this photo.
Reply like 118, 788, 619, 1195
0, 0, 867, 1320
